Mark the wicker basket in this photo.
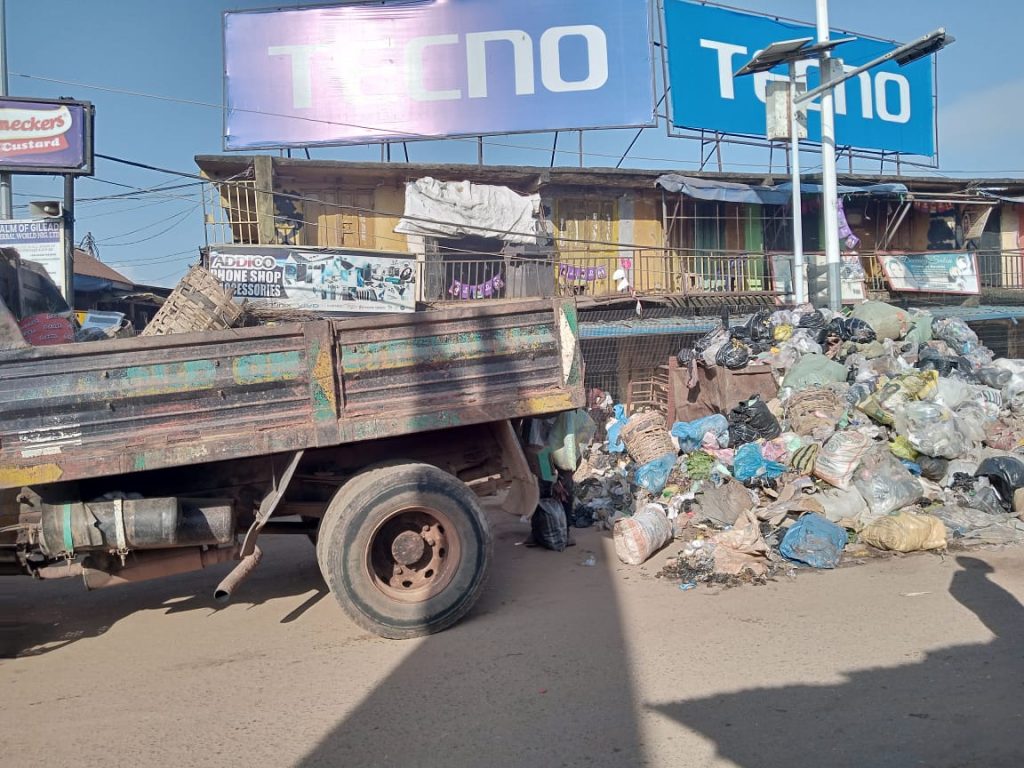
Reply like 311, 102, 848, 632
619, 411, 675, 465
141, 266, 243, 337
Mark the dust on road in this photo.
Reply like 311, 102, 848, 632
1, 516, 1021, 768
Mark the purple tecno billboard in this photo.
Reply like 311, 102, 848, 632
223, 0, 655, 149
0, 98, 94, 175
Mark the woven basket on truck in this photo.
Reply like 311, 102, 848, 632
619, 411, 676, 465
141, 265, 243, 337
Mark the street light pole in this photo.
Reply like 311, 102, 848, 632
815, 0, 842, 311
788, 62, 806, 306
0, 0, 12, 221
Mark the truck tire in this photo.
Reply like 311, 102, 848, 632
317, 462, 492, 639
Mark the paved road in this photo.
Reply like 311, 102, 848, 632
1, 515, 1022, 767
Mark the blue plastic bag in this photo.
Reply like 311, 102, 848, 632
732, 443, 786, 484
607, 404, 628, 454
671, 414, 729, 453
634, 453, 677, 494
780, 513, 848, 569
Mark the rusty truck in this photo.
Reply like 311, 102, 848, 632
0, 298, 584, 638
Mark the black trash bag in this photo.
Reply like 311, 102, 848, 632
530, 498, 569, 551
916, 455, 949, 483
572, 504, 596, 529
727, 395, 781, 447
748, 309, 774, 343
715, 339, 751, 370
728, 422, 761, 447
843, 317, 877, 343
826, 316, 849, 341
977, 367, 1013, 388
950, 473, 976, 492
694, 325, 726, 356
917, 347, 958, 377
798, 309, 826, 330
975, 457, 1024, 508
743, 475, 780, 492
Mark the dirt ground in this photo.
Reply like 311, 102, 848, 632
1, 514, 1022, 768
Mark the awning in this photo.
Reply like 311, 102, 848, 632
656, 175, 789, 205
775, 181, 909, 196
982, 192, 1024, 204
657, 174, 909, 205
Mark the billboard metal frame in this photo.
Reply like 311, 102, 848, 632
221, 0, 660, 154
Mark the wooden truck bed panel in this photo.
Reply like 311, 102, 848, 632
0, 300, 583, 489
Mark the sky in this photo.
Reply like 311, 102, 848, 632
6, 0, 1023, 287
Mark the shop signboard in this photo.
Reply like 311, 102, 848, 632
224, 0, 654, 148
879, 252, 980, 295
0, 98, 94, 175
207, 246, 418, 314
663, 1, 936, 156
0, 219, 66, 296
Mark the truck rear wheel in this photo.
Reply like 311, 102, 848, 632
317, 462, 492, 639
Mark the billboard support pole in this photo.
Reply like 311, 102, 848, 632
63, 174, 75, 306
0, 0, 12, 221
815, 0, 842, 311
788, 63, 806, 306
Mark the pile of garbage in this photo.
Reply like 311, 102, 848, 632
568, 301, 1024, 589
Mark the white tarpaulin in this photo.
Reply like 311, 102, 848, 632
395, 177, 540, 245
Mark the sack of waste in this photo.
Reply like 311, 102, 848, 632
850, 301, 910, 341
852, 448, 923, 518
783, 353, 848, 390
814, 430, 871, 489
732, 443, 786, 485
780, 513, 848, 569
634, 453, 677, 495
860, 512, 947, 552
727, 395, 781, 447
671, 414, 729, 453
530, 498, 569, 552
614, 504, 673, 565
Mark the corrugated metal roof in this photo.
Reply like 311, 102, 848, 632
194, 154, 1024, 196
73, 250, 133, 288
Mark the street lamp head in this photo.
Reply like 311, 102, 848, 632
894, 28, 954, 66
733, 36, 856, 78
734, 37, 813, 77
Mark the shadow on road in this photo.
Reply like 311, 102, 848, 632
0, 535, 327, 658
651, 555, 1024, 768
297, 517, 644, 768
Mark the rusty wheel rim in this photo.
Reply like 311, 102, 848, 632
366, 507, 462, 603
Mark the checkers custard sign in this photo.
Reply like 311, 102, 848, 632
0, 98, 93, 175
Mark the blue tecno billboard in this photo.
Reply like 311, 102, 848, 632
224, 0, 655, 149
663, 1, 936, 156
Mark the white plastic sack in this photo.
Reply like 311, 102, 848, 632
613, 504, 673, 565
814, 431, 871, 490
852, 449, 923, 518
894, 402, 970, 460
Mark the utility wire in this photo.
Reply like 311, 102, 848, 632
14, 71, 795, 172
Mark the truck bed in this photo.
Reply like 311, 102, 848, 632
0, 299, 583, 490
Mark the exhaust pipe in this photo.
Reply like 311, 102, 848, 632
214, 546, 263, 603
32, 547, 240, 589
81, 546, 240, 591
